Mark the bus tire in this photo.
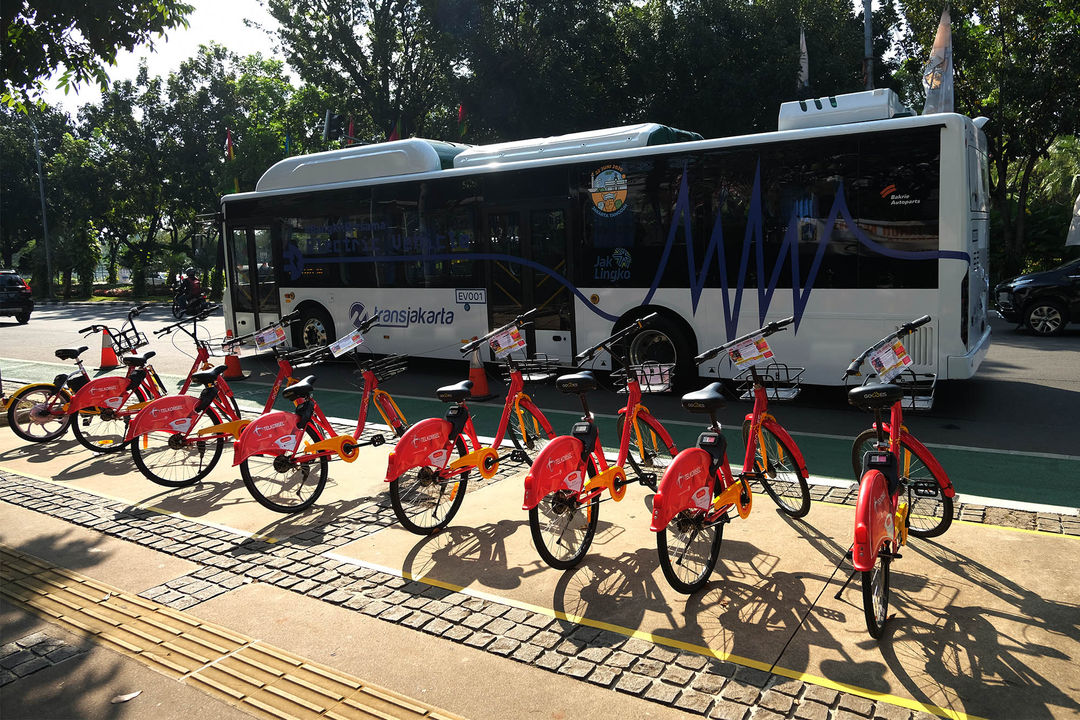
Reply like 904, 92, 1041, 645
295, 304, 335, 349
625, 312, 695, 389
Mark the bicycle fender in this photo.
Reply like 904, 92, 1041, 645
650, 448, 713, 532
124, 394, 200, 441
67, 376, 130, 413
385, 417, 452, 481
233, 410, 304, 466
523, 435, 586, 510
874, 422, 954, 499
758, 415, 809, 476
853, 469, 894, 572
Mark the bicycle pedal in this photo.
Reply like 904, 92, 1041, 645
369, 433, 385, 447
880, 551, 903, 560
509, 449, 528, 463
641, 473, 657, 491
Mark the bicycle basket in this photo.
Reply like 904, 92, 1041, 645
614, 361, 674, 394
735, 362, 804, 401
501, 353, 558, 385
113, 327, 149, 354
860, 369, 937, 410
369, 354, 408, 384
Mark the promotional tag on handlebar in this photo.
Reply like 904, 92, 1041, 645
330, 329, 364, 357
254, 326, 287, 352
868, 340, 912, 382
728, 334, 773, 368
489, 326, 526, 358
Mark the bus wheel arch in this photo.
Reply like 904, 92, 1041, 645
293, 302, 336, 349
614, 306, 697, 382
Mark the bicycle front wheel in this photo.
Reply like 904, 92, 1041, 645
389, 438, 469, 534
742, 420, 811, 518
656, 509, 723, 594
71, 387, 147, 453
240, 425, 328, 513
851, 430, 953, 538
131, 408, 225, 488
508, 400, 554, 465
861, 549, 891, 639
529, 483, 600, 570
6, 385, 72, 442
616, 413, 676, 491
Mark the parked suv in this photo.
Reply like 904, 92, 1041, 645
994, 258, 1080, 336
0, 270, 34, 324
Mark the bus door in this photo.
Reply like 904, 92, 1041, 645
483, 207, 574, 362
226, 225, 280, 338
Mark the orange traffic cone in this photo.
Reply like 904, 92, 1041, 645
223, 329, 249, 380
467, 346, 495, 401
99, 328, 120, 370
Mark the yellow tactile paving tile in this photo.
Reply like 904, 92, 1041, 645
0, 545, 466, 720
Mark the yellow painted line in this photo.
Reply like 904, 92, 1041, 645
323, 551, 986, 720
0, 544, 465, 720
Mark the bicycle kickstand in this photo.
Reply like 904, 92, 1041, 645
833, 547, 855, 600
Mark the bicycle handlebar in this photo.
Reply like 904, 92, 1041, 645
694, 316, 795, 364
842, 315, 932, 379
222, 310, 302, 347
573, 312, 658, 365
459, 308, 538, 354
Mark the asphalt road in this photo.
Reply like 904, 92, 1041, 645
2, 302, 1078, 507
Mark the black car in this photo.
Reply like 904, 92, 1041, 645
994, 258, 1080, 336
0, 269, 34, 324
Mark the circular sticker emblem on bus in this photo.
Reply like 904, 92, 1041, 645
590, 164, 628, 217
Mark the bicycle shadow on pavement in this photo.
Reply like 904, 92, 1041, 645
119, 476, 249, 520
0, 437, 92, 470
401, 519, 543, 591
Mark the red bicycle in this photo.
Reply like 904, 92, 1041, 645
386, 309, 557, 534
836, 315, 956, 638
523, 313, 679, 569
125, 310, 303, 487
4, 333, 101, 443
233, 315, 409, 513
649, 317, 811, 593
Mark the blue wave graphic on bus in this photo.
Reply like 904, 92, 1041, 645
282, 161, 970, 338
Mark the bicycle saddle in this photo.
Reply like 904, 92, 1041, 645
555, 371, 597, 395
848, 382, 904, 410
122, 350, 157, 367
55, 346, 89, 361
282, 375, 316, 401
681, 382, 727, 414
436, 380, 473, 403
191, 365, 227, 386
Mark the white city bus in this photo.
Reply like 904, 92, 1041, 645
220, 88, 991, 385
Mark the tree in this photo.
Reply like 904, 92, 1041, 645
2, 0, 194, 110
266, 0, 450, 141
45, 133, 103, 298
896, 0, 1080, 276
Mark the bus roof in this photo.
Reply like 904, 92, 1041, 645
254, 138, 468, 192
452, 123, 702, 169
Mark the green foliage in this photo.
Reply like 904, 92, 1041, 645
1, 0, 194, 110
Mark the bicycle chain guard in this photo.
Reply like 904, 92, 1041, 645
450, 446, 500, 479
583, 465, 627, 502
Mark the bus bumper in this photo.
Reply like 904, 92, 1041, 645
947, 325, 992, 379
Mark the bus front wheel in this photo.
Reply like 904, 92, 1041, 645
295, 305, 336, 349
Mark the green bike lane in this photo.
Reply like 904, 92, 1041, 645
3, 355, 1077, 512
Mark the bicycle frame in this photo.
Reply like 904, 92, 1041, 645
66, 359, 167, 415
741, 367, 809, 480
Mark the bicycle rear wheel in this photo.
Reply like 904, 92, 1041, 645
616, 413, 676, 491
6, 385, 72, 442
131, 408, 225, 488
742, 420, 811, 518
851, 430, 953, 538
508, 400, 554, 465
861, 549, 891, 639
240, 425, 328, 513
656, 509, 723, 593
529, 482, 600, 570
71, 387, 147, 453
389, 438, 469, 534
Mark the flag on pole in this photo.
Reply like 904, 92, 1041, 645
387, 118, 401, 142
798, 28, 810, 93
346, 115, 355, 146
225, 128, 239, 192
922, 7, 954, 114
457, 103, 467, 138
284, 129, 291, 156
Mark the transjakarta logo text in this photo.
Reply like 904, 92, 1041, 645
368, 306, 455, 328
